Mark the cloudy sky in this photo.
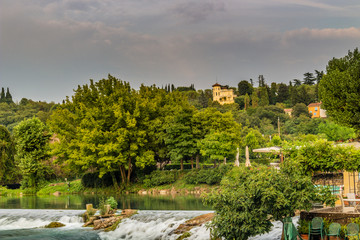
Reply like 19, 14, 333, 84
1, 0, 360, 103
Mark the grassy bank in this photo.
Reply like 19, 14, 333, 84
1, 167, 229, 196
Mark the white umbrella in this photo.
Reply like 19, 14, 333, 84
245, 146, 251, 167
234, 147, 240, 167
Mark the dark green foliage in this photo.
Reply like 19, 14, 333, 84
143, 170, 179, 188
292, 103, 311, 118
185, 165, 232, 185
164, 163, 194, 170
238, 80, 253, 96
319, 48, 360, 130
0, 125, 18, 184
204, 163, 335, 240
303, 72, 316, 85
81, 171, 120, 188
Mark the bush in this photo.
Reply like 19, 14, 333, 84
143, 170, 178, 188
81, 171, 120, 188
106, 196, 118, 209
185, 165, 233, 185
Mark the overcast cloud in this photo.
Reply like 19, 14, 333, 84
1, 0, 359, 102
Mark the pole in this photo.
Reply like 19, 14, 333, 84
278, 117, 280, 137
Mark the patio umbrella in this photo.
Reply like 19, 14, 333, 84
245, 146, 251, 167
234, 147, 240, 167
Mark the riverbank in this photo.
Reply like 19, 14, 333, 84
0, 178, 217, 197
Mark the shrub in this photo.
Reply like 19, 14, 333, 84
143, 170, 178, 188
81, 171, 120, 188
106, 196, 118, 209
185, 165, 233, 185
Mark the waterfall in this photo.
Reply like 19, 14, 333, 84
0, 209, 296, 239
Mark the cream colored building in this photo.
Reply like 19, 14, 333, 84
212, 83, 236, 105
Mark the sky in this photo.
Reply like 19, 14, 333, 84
1, 0, 360, 103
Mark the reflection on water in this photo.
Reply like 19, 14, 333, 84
0, 193, 211, 210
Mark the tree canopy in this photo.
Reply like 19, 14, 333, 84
319, 48, 360, 130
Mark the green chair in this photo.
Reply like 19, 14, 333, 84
309, 217, 324, 240
283, 217, 303, 240
345, 223, 360, 240
325, 223, 341, 240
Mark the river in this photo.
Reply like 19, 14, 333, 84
0, 194, 292, 239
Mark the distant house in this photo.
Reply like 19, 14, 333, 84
308, 102, 327, 118
212, 83, 236, 105
284, 108, 292, 117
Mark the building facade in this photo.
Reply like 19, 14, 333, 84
212, 83, 236, 105
308, 102, 327, 118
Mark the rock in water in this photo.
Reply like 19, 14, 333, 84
45, 222, 65, 228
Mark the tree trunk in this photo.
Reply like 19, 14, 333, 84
196, 154, 200, 169
110, 171, 119, 190
120, 166, 126, 184
191, 157, 194, 169
223, 157, 226, 165
180, 159, 184, 171
127, 158, 132, 184
213, 160, 216, 168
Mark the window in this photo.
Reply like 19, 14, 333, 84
315, 107, 318, 111
314, 112, 317, 116
310, 111, 312, 114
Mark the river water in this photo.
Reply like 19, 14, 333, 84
0, 194, 293, 239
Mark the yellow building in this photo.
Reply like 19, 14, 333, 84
212, 83, 236, 105
308, 102, 327, 118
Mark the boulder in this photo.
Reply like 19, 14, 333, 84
45, 222, 65, 228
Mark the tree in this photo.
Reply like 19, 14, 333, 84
293, 79, 302, 86
49, 76, 160, 186
303, 72, 316, 85
292, 103, 311, 118
199, 129, 241, 166
204, 163, 335, 240
14, 117, 51, 188
0, 88, 5, 103
319, 48, 360, 130
165, 106, 197, 170
238, 80, 254, 96
0, 125, 17, 184
5, 88, 13, 104
277, 83, 289, 103
269, 82, 277, 105
257, 87, 269, 106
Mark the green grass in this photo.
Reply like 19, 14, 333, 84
0, 186, 36, 196
37, 180, 83, 195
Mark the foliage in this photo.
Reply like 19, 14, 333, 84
36, 180, 83, 195
297, 219, 310, 234
13, 117, 51, 188
81, 171, 120, 188
292, 103, 311, 118
106, 196, 118, 209
49, 76, 172, 185
143, 170, 178, 188
318, 121, 356, 141
184, 165, 232, 185
0, 125, 18, 184
98, 197, 107, 215
204, 162, 335, 240
238, 80, 253, 96
284, 139, 360, 173
319, 48, 360, 130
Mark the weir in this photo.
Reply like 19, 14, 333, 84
0, 209, 294, 239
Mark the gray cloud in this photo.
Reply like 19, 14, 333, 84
1, 0, 360, 102
171, 0, 226, 23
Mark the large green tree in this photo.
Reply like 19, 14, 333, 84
204, 163, 335, 240
14, 117, 51, 188
0, 125, 17, 184
49, 76, 173, 186
319, 48, 360, 130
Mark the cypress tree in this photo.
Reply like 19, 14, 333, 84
0, 88, 5, 103
5, 88, 13, 104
